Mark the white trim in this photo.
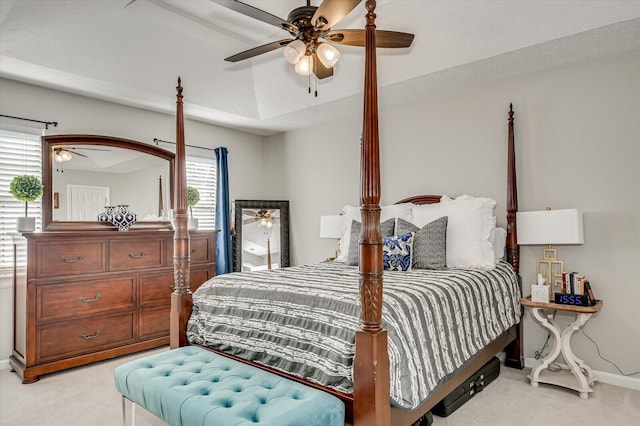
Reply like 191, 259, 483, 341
525, 357, 640, 391
0, 358, 10, 370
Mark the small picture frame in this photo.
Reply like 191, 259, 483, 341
53, 192, 59, 209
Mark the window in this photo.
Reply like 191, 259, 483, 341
186, 156, 217, 230
0, 130, 42, 272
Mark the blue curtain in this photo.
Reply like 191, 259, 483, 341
214, 147, 232, 275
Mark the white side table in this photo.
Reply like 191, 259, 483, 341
520, 296, 603, 399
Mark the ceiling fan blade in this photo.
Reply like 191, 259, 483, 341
312, 0, 361, 29
67, 146, 111, 152
225, 39, 293, 62
73, 151, 89, 158
326, 29, 414, 48
211, 0, 293, 31
313, 53, 334, 80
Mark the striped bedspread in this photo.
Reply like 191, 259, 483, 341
186, 261, 521, 409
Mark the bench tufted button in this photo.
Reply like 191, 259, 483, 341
211, 377, 219, 383
224, 400, 233, 408
292, 393, 300, 400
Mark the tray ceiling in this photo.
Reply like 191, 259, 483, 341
1, 0, 639, 136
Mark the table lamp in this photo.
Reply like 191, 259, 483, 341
320, 215, 344, 260
516, 208, 584, 294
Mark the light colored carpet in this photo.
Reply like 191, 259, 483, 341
1, 347, 638, 426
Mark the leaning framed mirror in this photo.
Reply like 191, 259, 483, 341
42, 134, 175, 231
233, 200, 290, 272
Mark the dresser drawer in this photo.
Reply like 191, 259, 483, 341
109, 238, 164, 271
139, 267, 212, 305
139, 271, 174, 304
139, 306, 170, 339
37, 312, 136, 363
168, 236, 212, 264
37, 277, 136, 323
36, 241, 106, 278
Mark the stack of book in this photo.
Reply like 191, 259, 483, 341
555, 272, 597, 306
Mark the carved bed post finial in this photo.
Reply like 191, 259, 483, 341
353, 1, 390, 425
170, 77, 192, 349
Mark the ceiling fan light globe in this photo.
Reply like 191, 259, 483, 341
54, 149, 72, 162
295, 55, 312, 76
283, 39, 306, 64
317, 43, 340, 68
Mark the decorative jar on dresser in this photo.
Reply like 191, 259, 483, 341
10, 229, 216, 383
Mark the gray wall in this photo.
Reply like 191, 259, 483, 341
0, 78, 268, 361
264, 50, 640, 378
2, 48, 639, 382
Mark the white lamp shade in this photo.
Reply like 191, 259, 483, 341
516, 209, 584, 245
316, 43, 340, 68
283, 39, 306, 64
320, 215, 344, 239
295, 55, 312, 75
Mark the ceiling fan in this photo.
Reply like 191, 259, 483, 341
53, 146, 110, 163
213, 0, 414, 79
243, 209, 279, 227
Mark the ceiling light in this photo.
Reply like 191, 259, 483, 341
295, 55, 312, 76
283, 39, 306, 64
317, 43, 340, 68
54, 148, 72, 162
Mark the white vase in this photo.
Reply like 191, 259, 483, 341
188, 218, 199, 230
17, 217, 36, 232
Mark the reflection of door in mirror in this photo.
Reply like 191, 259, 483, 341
233, 200, 290, 273
67, 184, 110, 221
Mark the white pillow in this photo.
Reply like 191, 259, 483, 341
336, 203, 413, 261
412, 195, 497, 269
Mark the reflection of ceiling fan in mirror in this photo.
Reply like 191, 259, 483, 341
213, 0, 414, 80
243, 209, 280, 228
53, 146, 111, 163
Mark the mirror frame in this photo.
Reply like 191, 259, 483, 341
233, 200, 290, 272
42, 134, 175, 231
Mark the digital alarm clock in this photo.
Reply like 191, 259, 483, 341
554, 293, 590, 306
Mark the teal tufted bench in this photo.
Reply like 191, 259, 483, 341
114, 346, 345, 426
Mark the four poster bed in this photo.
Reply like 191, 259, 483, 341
170, 2, 524, 425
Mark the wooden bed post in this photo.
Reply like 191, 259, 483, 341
170, 77, 192, 349
504, 103, 524, 369
353, 1, 391, 425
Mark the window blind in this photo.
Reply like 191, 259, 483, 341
186, 156, 217, 230
0, 130, 42, 272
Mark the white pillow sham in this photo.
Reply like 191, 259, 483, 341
411, 195, 497, 269
336, 203, 413, 261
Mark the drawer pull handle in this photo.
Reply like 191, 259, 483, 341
79, 330, 101, 340
61, 256, 84, 263
128, 252, 146, 259
169, 284, 175, 290
80, 294, 101, 303
191, 248, 197, 253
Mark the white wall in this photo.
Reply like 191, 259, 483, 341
265, 50, 640, 378
0, 78, 268, 362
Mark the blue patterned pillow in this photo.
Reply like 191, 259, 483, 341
383, 232, 414, 271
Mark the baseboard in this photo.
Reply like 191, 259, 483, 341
525, 357, 640, 391
0, 358, 10, 370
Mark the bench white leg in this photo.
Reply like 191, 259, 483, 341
121, 396, 136, 426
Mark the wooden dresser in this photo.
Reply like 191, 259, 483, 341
10, 229, 216, 383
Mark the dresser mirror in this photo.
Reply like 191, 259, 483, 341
42, 134, 175, 231
233, 200, 290, 272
